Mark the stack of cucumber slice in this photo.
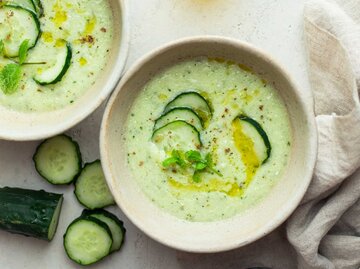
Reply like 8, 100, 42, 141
33, 134, 115, 209
0, 0, 72, 85
152, 91, 212, 151
152, 91, 272, 165
64, 209, 126, 266
33, 134, 124, 265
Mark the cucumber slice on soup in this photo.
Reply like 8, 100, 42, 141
5, 0, 36, 13
163, 91, 212, 123
154, 107, 203, 131
233, 115, 272, 164
152, 120, 202, 152
33, 42, 72, 85
0, 5, 40, 57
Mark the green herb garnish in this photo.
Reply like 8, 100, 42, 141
0, 63, 21, 95
0, 39, 42, 94
0, 40, 4, 56
162, 150, 186, 168
205, 153, 223, 177
18, 39, 30, 65
192, 171, 201, 183
162, 149, 222, 183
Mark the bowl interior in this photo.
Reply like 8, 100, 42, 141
0, 0, 129, 141
101, 37, 317, 252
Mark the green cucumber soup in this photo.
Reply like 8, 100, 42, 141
0, 0, 113, 112
125, 58, 292, 222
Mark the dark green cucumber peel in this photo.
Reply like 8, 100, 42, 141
81, 209, 126, 253
2, 5, 41, 57
0, 187, 63, 241
63, 216, 113, 266
152, 120, 203, 147
31, 0, 43, 17
154, 107, 204, 131
33, 134, 82, 185
236, 115, 272, 163
33, 42, 72, 85
6, 0, 36, 13
74, 160, 115, 210
163, 91, 212, 123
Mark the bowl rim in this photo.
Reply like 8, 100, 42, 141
100, 35, 318, 253
0, 0, 130, 141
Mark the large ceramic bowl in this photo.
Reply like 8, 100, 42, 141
100, 36, 317, 253
0, 0, 130, 141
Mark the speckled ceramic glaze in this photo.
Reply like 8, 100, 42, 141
100, 36, 317, 253
0, 0, 129, 141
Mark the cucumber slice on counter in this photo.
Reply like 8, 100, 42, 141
152, 120, 202, 152
0, 187, 63, 241
0, 5, 40, 57
154, 107, 203, 132
33, 42, 72, 85
74, 160, 115, 210
5, 0, 36, 13
33, 135, 82, 185
163, 91, 212, 123
82, 209, 126, 253
234, 115, 272, 164
63, 216, 113, 266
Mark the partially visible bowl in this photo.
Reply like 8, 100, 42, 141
0, 0, 130, 141
100, 36, 317, 252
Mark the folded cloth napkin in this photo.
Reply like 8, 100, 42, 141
177, 1, 360, 268
287, 0, 360, 268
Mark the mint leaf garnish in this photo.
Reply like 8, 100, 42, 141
205, 153, 223, 176
194, 162, 207, 171
0, 63, 21, 95
162, 150, 186, 168
18, 39, 30, 65
0, 40, 4, 56
162, 149, 222, 183
185, 150, 202, 162
192, 171, 201, 183
162, 157, 178, 167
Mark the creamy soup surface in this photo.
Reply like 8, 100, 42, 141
0, 0, 113, 112
125, 58, 292, 222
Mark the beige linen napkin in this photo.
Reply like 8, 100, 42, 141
287, 0, 360, 268
177, 1, 360, 268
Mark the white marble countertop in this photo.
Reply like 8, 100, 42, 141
0, 1, 309, 268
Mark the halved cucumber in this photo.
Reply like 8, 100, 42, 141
163, 91, 212, 123
33, 134, 82, 185
82, 209, 126, 253
234, 115, 271, 163
152, 120, 202, 152
63, 216, 113, 266
33, 42, 72, 85
74, 160, 115, 210
0, 5, 40, 57
5, 0, 36, 13
0, 187, 63, 241
154, 107, 203, 131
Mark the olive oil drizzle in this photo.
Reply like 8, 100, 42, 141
168, 177, 241, 197
232, 117, 260, 195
